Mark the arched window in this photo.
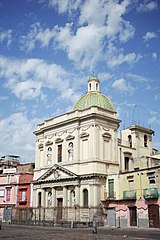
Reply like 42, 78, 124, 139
70, 190, 75, 207
89, 83, 91, 90
47, 147, 52, 165
96, 83, 98, 91
83, 189, 88, 208
68, 142, 73, 161
38, 192, 42, 207
144, 134, 147, 147
128, 135, 132, 148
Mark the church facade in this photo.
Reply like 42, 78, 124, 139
32, 76, 120, 224
32, 76, 160, 227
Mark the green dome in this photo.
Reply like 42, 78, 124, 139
88, 76, 99, 82
73, 92, 115, 111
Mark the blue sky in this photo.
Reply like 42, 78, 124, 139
0, 0, 160, 162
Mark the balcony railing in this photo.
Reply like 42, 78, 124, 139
123, 190, 136, 200
106, 191, 116, 199
143, 188, 159, 199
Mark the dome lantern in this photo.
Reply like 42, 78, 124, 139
73, 76, 115, 112
88, 76, 100, 92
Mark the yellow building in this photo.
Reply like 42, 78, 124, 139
106, 125, 160, 228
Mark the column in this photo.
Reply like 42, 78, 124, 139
52, 187, 56, 207
41, 188, 46, 207
63, 186, 68, 207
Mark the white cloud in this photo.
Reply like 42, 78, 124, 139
54, 23, 106, 69
119, 20, 135, 43
48, 0, 81, 14
0, 112, 39, 161
106, 43, 141, 68
143, 31, 157, 41
137, 0, 158, 12
152, 52, 157, 60
0, 29, 12, 47
25, 0, 136, 69
0, 56, 78, 102
127, 73, 148, 82
112, 78, 134, 94
20, 22, 55, 52
79, 0, 108, 26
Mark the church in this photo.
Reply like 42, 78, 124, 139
32, 76, 160, 227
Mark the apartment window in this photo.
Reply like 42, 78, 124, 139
20, 189, 27, 203
125, 157, 129, 171
58, 144, 62, 162
83, 189, 88, 208
129, 180, 134, 190
6, 188, 11, 202
47, 147, 52, 166
0, 189, 4, 197
144, 134, 148, 147
148, 172, 156, 187
108, 179, 114, 198
128, 135, 132, 148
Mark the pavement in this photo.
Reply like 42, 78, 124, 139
0, 224, 160, 240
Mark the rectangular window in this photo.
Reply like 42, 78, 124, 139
82, 139, 89, 160
58, 144, 62, 162
108, 179, 114, 198
129, 180, 134, 190
0, 189, 4, 197
125, 157, 129, 171
148, 172, 156, 187
20, 189, 27, 202
6, 188, 11, 201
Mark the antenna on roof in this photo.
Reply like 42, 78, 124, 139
131, 104, 151, 128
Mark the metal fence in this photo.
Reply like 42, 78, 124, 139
11, 206, 105, 227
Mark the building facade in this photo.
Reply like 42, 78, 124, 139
106, 126, 160, 228
32, 76, 120, 223
0, 156, 34, 222
32, 76, 160, 227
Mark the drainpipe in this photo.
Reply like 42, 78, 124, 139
119, 148, 122, 172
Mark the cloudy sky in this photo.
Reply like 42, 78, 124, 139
0, 0, 160, 162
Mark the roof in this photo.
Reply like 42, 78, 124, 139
73, 91, 115, 111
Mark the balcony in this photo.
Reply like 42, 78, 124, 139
143, 188, 159, 199
106, 191, 116, 200
123, 190, 136, 200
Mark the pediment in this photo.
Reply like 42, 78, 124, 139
37, 164, 77, 182
66, 135, 75, 141
55, 138, 63, 143
80, 132, 89, 138
45, 140, 53, 146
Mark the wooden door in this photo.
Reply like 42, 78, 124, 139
148, 204, 159, 228
57, 198, 63, 223
129, 206, 137, 226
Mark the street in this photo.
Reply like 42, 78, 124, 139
0, 224, 160, 240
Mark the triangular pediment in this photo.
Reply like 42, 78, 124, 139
37, 164, 77, 182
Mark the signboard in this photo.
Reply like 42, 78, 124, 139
3, 168, 16, 174
0, 190, 4, 197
